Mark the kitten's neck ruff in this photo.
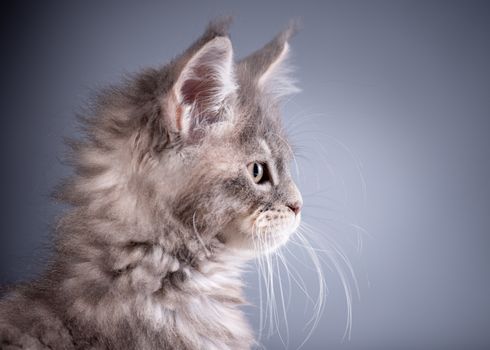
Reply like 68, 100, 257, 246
54, 210, 255, 349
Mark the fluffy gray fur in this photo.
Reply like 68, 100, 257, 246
0, 18, 303, 350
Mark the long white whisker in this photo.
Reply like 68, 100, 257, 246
275, 247, 293, 309
297, 222, 359, 341
302, 221, 360, 301
274, 246, 290, 347
293, 230, 326, 343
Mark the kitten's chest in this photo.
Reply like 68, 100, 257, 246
133, 265, 254, 349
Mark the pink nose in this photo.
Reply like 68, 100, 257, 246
287, 201, 302, 215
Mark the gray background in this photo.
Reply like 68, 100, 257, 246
1, 1, 489, 349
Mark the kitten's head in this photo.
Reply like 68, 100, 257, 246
68, 18, 302, 257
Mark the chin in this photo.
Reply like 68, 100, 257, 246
256, 216, 301, 255
222, 213, 301, 258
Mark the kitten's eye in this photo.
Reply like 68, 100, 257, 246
247, 162, 270, 184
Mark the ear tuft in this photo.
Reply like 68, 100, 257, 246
239, 19, 301, 99
203, 16, 234, 40
257, 41, 300, 99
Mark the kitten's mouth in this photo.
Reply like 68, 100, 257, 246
247, 207, 300, 253
218, 207, 300, 256
258, 218, 299, 248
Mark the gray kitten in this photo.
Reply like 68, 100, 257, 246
0, 18, 303, 349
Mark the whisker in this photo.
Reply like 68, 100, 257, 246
299, 222, 360, 341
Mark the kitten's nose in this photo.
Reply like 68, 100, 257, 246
287, 201, 302, 215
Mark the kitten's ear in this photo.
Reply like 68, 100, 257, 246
168, 21, 236, 141
239, 20, 300, 99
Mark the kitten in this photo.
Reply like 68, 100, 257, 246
0, 18, 303, 349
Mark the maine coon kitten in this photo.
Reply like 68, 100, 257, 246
0, 18, 303, 349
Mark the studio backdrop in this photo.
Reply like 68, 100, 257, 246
1, 1, 489, 349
